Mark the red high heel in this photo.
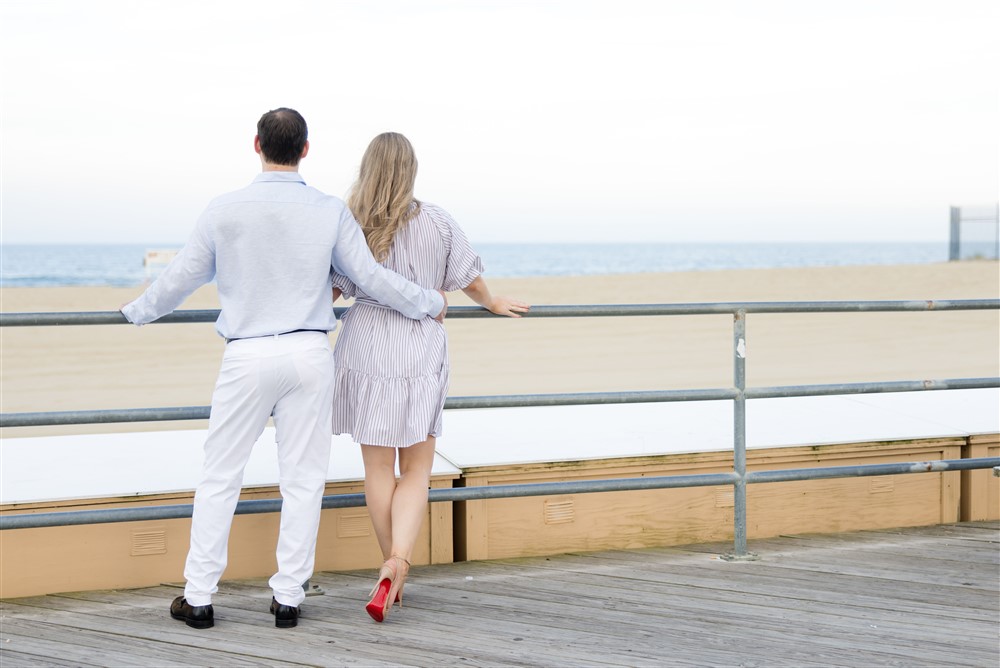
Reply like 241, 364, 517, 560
365, 556, 410, 622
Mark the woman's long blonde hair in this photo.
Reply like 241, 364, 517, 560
347, 132, 421, 262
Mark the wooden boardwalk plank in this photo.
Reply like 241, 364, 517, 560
405, 558, 996, 662
0, 616, 278, 667
778, 526, 1000, 551
116, 582, 586, 667
0, 522, 997, 667
5, 593, 422, 667
496, 549, 999, 615
560, 553, 999, 624
674, 541, 999, 590
431, 557, 997, 639
334, 573, 918, 666
0, 647, 98, 667
0, 600, 309, 667
235, 581, 627, 667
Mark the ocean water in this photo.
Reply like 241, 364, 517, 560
0, 241, 964, 288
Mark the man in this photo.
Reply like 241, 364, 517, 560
121, 108, 446, 629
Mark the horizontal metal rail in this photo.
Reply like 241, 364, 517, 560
744, 458, 1000, 484
3, 458, 996, 531
5, 379, 998, 428
742, 377, 1000, 399
1, 299, 998, 327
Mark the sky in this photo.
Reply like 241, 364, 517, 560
1, 0, 997, 245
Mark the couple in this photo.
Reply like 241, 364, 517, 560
120, 108, 529, 629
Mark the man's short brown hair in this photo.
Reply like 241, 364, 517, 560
257, 108, 308, 166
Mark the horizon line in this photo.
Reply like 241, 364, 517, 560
2, 239, 954, 247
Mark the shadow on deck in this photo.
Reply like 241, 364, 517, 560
2, 522, 998, 667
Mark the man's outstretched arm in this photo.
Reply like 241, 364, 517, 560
121, 218, 216, 325
331, 210, 445, 321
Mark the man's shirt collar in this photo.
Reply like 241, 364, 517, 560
253, 171, 306, 185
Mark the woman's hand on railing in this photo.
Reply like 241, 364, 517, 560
461, 276, 530, 318
487, 296, 531, 318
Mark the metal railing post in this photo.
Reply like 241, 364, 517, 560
724, 309, 759, 561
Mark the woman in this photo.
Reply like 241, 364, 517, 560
331, 132, 530, 623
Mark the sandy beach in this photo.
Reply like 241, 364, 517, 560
2, 261, 997, 437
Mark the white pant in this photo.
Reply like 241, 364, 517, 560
183, 331, 334, 608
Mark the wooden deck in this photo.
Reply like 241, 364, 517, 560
2, 522, 997, 667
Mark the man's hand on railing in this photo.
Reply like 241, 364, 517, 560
434, 290, 448, 323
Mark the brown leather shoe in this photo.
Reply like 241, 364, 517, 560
270, 596, 300, 628
170, 596, 214, 629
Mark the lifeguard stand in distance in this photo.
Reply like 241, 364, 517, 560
143, 249, 179, 285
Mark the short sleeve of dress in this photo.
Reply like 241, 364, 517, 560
429, 205, 484, 292
331, 272, 359, 299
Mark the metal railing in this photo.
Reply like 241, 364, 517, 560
2, 300, 999, 560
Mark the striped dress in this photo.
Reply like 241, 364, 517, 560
330, 203, 483, 447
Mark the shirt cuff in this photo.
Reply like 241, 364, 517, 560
429, 290, 445, 318
120, 301, 145, 325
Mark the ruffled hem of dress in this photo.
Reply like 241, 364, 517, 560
331, 365, 448, 448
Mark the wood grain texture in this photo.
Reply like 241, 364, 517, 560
2, 522, 996, 667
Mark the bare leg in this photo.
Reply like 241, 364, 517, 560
390, 436, 436, 562
362, 437, 435, 619
360, 445, 397, 560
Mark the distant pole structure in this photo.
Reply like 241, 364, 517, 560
948, 206, 961, 261
949, 203, 1000, 262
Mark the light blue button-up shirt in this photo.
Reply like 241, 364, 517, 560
121, 172, 444, 339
